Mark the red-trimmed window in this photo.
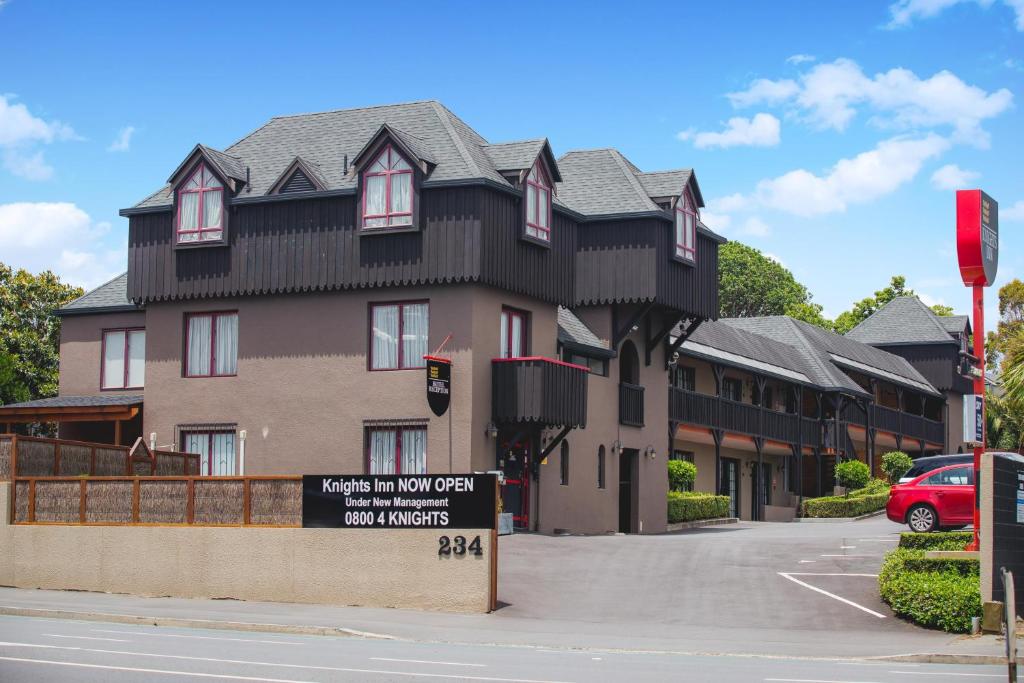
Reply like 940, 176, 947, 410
499, 308, 528, 358
101, 328, 145, 389
367, 426, 427, 474
370, 302, 429, 370
177, 164, 224, 244
525, 160, 552, 241
675, 191, 697, 262
362, 144, 413, 229
182, 430, 236, 476
185, 312, 238, 377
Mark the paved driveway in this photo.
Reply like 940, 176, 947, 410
493, 516, 962, 657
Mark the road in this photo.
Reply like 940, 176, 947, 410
0, 614, 1007, 682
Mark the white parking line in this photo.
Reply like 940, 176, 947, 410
777, 573, 887, 619
785, 573, 878, 577
43, 633, 131, 642
0, 656, 313, 682
799, 560, 817, 563
839, 546, 857, 549
0, 641, 571, 683
371, 657, 486, 667
92, 628, 304, 645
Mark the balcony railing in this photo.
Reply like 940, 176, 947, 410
492, 357, 589, 428
669, 388, 805, 445
619, 382, 645, 427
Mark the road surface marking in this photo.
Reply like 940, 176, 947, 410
777, 573, 887, 619
799, 560, 817, 563
0, 641, 572, 683
889, 672, 1003, 678
92, 628, 304, 645
766, 679, 885, 683
784, 573, 878, 577
42, 633, 130, 642
0, 656, 313, 682
371, 657, 486, 667
839, 546, 857, 549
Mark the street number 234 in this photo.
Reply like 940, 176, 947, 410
438, 535, 483, 557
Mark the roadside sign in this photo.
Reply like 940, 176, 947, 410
425, 356, 451, 417
302, 474, 497, 529
963, 394, 984, 446
956, 189, 999, 287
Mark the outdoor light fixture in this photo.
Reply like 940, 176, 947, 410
485, 422, 498, 439
644, 445, 656, 459
611, 440, 622, 455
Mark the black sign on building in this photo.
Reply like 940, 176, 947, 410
302, 474, 497, 529
990, 452, 1024, 615
425, 356, 451, 417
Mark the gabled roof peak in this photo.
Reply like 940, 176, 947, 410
846, 295, 962, 346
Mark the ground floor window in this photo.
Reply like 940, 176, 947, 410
181, 430, 236, 476
367, 426, 427, 474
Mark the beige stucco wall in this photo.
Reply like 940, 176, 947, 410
0, 483, 495, 613
677, 438, 792, 521
59, 311, 147, 397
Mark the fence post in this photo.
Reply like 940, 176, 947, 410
243, 478, 251, 526
186, 479, 194, 525
28, 479, 35, 523
79, 480, 86, 523
11, 435, 18, 479
132, 479, 140, 523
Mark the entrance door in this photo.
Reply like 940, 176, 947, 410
501, 442, 530, 529
619, 448, 637, 533
721, 458, 739, 519
750, 462, 771, 521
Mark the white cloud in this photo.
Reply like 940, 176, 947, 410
917, 291, 948, 309
1002, 200, 1024, 221
687, 113, 781, 149
786, 54, 816, 65
763, 252, 786, 266
3, 149, 53, 180
0, 202, 123, 288
739, 216, 772, 237
886, 0, 1024, 31
107, 126, 135, 152
0, 95, 76, 146
930, 163, 980, 190
727, 58, 1012, 144
708, 193, 752, 213
699, 211, 731, 232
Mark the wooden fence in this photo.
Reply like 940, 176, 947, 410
0, 434, 199, 479
12, 475, 302, 527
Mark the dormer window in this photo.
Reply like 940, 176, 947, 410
674, 191, 697, 262
362, 145, 413, 229
525, 160, 552, 241
177, 164, 224, 244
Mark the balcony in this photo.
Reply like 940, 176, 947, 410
669, 388, 804, 444
844, 403, 945, 446
619, 382, 645, 427
492, 357, 588, 428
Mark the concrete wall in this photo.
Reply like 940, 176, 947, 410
0, 483, 495, 613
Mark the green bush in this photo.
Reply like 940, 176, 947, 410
667, 491, 730, 523
668, 459, 697, 492
881, 451, 913, 483
849, 478, 889, 498
801, 492, 888, 518
878, 547, 981, 633
898, 531, 974, 550
835, 459, 871, 491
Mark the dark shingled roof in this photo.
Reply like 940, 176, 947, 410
682, 320, 820, 387
939, 314, 970, 336
483, 139, 547, 170
58, 273, 140, 315
1, 394, 142, 409
557, 307, 609, 354
846, 296, 962, 346
556, 149, 663, 216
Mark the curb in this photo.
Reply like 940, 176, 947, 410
794, 509, 887, 523
0, 606, 396, 640
867, 652, 1021, 666
666, 517, 738, 532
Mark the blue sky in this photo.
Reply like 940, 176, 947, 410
0, 0, 1021, 325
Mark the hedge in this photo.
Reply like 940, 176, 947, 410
849, 478, 889, 498
667, 491, 730, 523
801, 492, 888, 518
878, 547, 981, 633
898, 531, 974, 551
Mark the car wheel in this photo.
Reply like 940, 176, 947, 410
907, 504, 938, 533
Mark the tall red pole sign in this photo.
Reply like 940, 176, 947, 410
956, 189, 998, 551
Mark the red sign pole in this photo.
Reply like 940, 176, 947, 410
968, 284, 984, 551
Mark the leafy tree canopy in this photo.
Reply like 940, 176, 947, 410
718, 242, 814, 318
0, 263, 84, 404
831, 276, 952, 335
985, 279, 1024, 371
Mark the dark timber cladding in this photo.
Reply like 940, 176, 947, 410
127, 186, 574, 305
491, 358, 588, 428
575, 217, 718, 317
876, 344, 972, 394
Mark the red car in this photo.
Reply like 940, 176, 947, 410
886, 463, 975, 532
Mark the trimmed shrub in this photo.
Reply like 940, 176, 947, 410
668, 459, 697, 492
878, 547, 981, 633
667, 491, 730, 523
835, 459, 871, 491
881, 451, 913, 483
898, 531, 974, 551
849, 478, 889, 498
801, 492, 888, 518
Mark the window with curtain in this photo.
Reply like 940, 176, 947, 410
362, 144, 413, 229
499, 308, 528, 358
367, 426, 427, 474
182, 430, 236, 476
185, 312, 238, 377
101, 329, 145, 389
560, 441, 570, 486
177, 164, 224, 243
525, 160, 552, 241
675, 190, 697, 262
370, 302, 428, 370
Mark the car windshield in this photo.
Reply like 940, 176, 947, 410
920, 466, 972, 486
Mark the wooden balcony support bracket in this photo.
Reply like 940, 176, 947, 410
539, 425, 573, 461
666, 317, 704, 363
612, 302, 655, 350
647, 311, 685, 366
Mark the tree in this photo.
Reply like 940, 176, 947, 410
668, 459, 697, 492
0, 263, 83, 404
986, 390, 1023, 453
985, 279, 1024, 371
718, 242, 816, 318
830, 275, 952, 335
785, 302, 834, 331
881, 451, 913, 483
835, 460, 870, 492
